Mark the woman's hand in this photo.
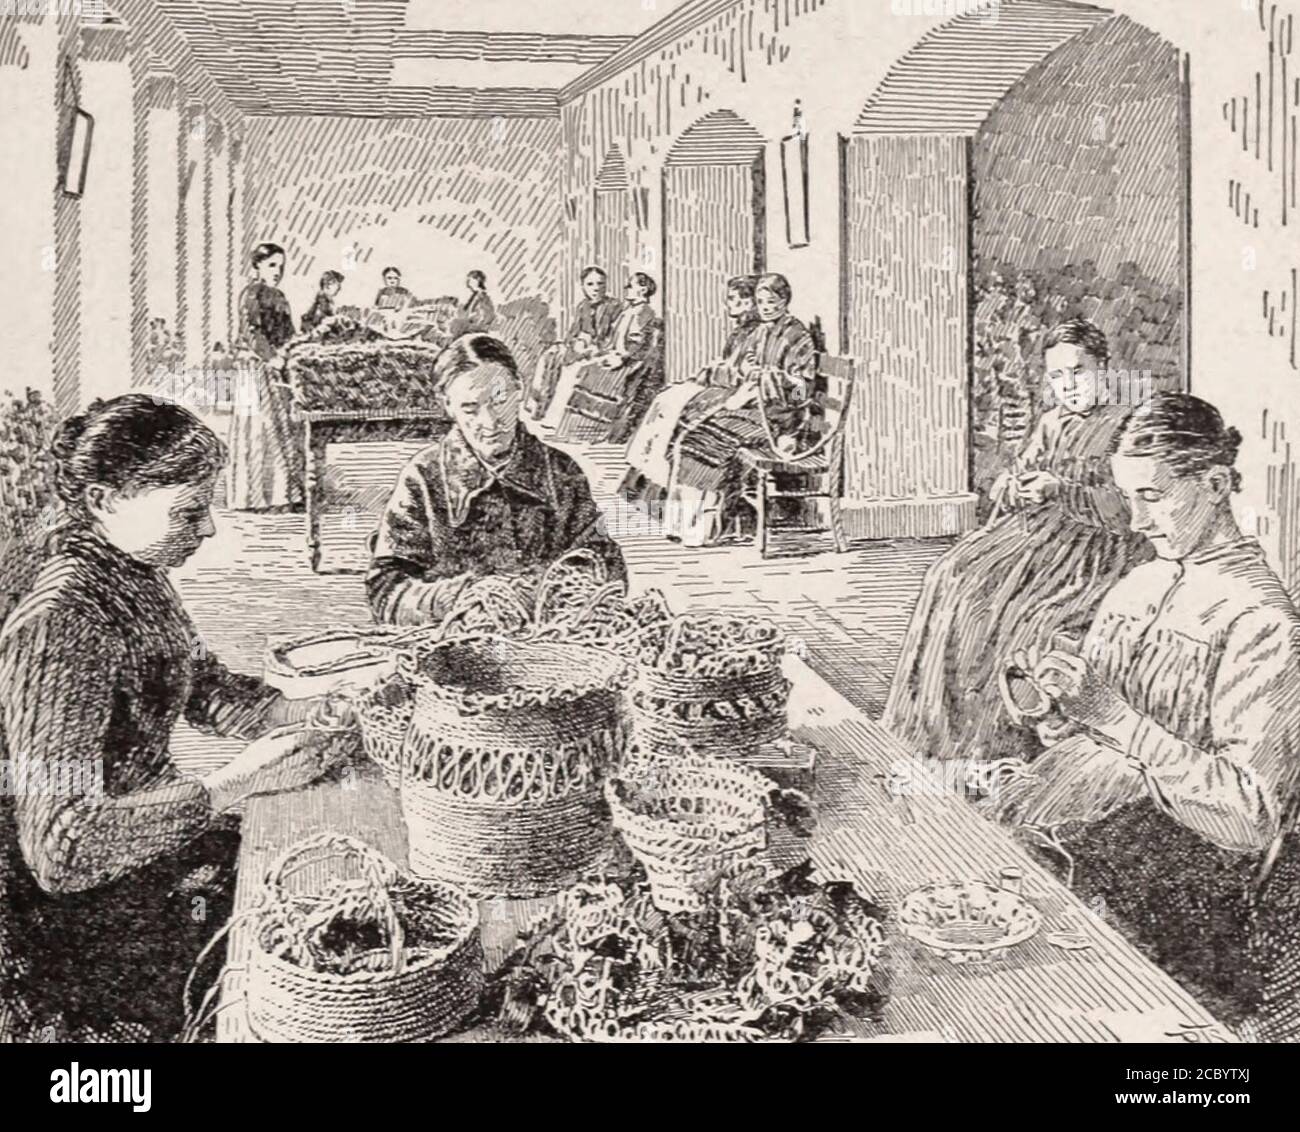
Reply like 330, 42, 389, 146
723, 384, 758, 412
738, 353, 760, 378
1016, 471, 1061, 506
263, 688, 359, 731
599, 352, 625, 370
1027, 647, 1140, 747
203, 723, 357, 812
989, 471, 1020, 512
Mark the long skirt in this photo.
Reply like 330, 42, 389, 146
1049, 800, 1300, 1039
0, 826, 240, 1042
661, 401, 803, 547
881, 507, 1142, 762
226, 362, 304, 510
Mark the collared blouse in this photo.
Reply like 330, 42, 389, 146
367, 426, 627, 625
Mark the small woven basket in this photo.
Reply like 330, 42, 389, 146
606, 749, 775, 914
398, 636, 631, 898
355, 674, 416, 789
630, 663, 791, 763
245, 835, 483, 1044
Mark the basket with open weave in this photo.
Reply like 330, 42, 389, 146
398, 635, 632, 898
631, 614, 791, 763
606, 747, 806, 914
192, 834, 483, 1044
354, 674, 416, 789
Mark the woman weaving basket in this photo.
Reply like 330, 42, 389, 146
0, 397, 349, 1043
367, 333, 627, 626
987, 394, 1300, 1039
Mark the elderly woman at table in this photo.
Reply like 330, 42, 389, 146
989, 394, 1300, 1039
367, 333, 626, 626
0, 396, 345, 1043
658, 273, 817, 547
883, 319, 1149, 764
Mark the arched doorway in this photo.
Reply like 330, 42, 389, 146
840, 0, 1185, 540
662, 110, 766, 381
593, 146, 630, 293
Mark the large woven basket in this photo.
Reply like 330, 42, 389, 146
398, 636, 631, 898
355, 674, 416, 789
245, 835, 483, 1044
630, 663, 791, 763
606, 749, 777, 914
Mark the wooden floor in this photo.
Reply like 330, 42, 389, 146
172, 428, 949, 773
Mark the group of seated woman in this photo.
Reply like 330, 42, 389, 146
0, 331, 623, 1043
884, 316, 1300, 1039
620, 272, 818, 547
5, 307, 1300, 1043
530, 269, 663, 444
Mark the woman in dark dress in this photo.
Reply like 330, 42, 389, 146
0, 396, 346, 1042
990, 395, 1300, 1039
368, 334, 625, 625
301, 270, 344, 335
229, 242, 304, 511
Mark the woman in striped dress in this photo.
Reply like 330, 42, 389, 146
662, 273, 817, 547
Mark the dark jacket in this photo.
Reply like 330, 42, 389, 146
300, 292, 336, 334
238, 282, 296, 361
568, 296, 623, 350
0, 526, 281, 1040
367, 426, 626, 625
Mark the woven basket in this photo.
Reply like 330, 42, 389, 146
606, 750, 777, 914
398, 636, 631, 898
263, 626, 400, 699
245, 835, 483, 1043
355, 674, 416, 789
630, 663, 791, 763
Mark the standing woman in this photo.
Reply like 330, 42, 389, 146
0, 396, 346, 1042
882, 319, 1148, 763
991, 394, 1300, 1039
229, 242, 304, 512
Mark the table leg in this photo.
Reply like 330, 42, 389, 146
305, 421, 327, 572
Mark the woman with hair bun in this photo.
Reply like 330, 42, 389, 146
229, 241, 303, 512
991, 393, 1300, 1039
367, 334, 625, 625
0, 395, 349, 1042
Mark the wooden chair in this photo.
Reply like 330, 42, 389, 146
738, 355, 856, 558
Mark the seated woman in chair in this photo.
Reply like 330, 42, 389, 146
988, 394, 1300, 1039
0, 396, 345, 1043
658, 273, 817, 547
367, 334, 626, 626
620, 275, 760, 517
540, 272, 660, 441
526, 266, 623, 418
882, 319, 1149, 764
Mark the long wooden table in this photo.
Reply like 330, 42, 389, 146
219, 657, 1233, 1043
